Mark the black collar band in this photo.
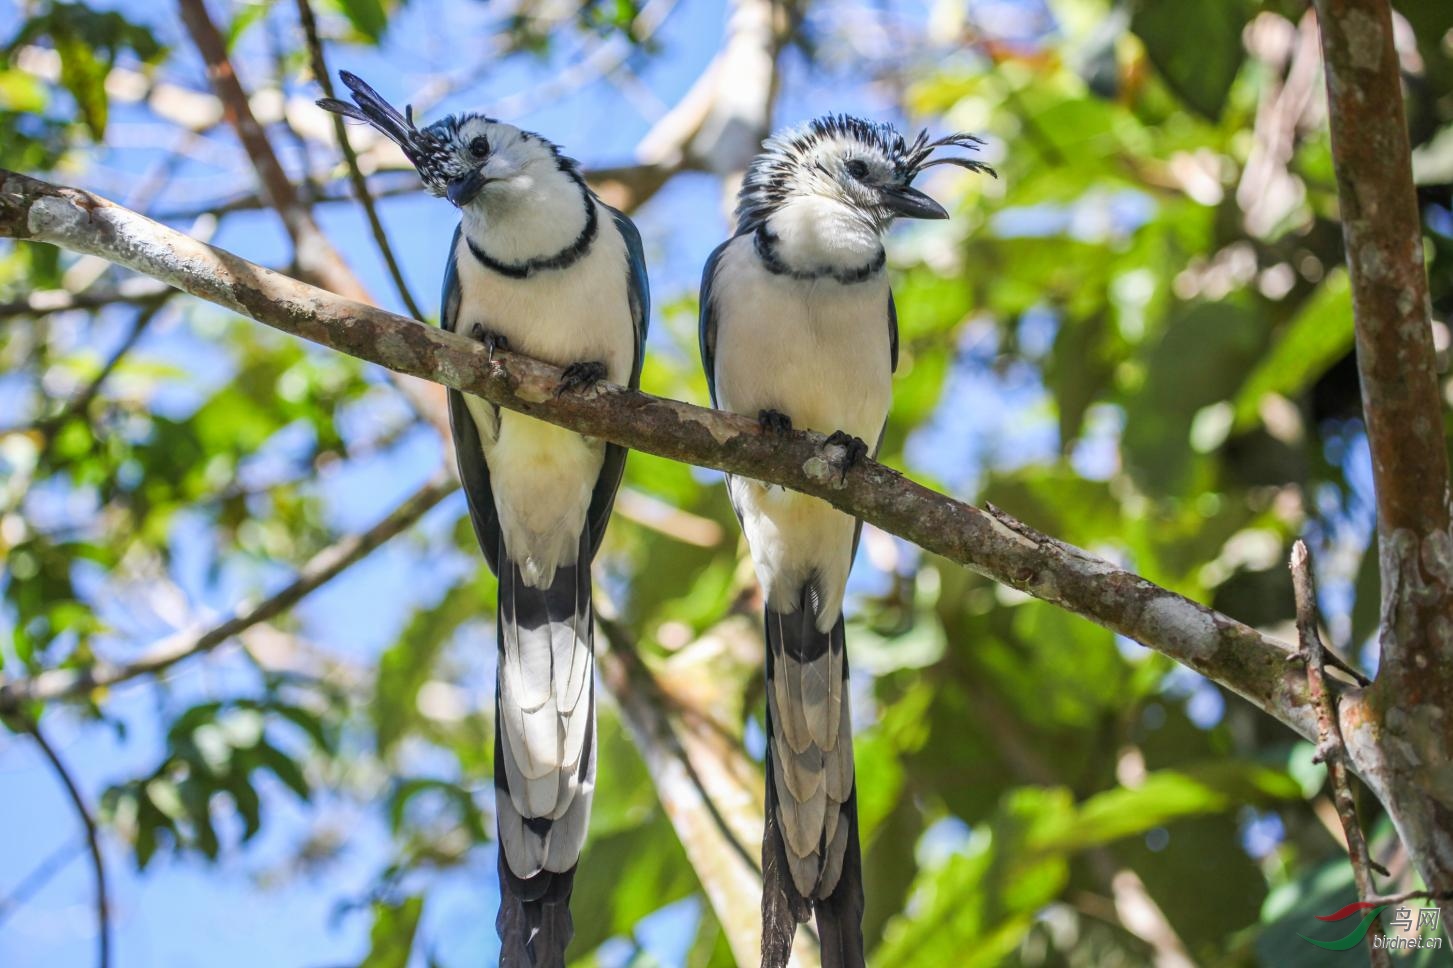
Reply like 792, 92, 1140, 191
753, 224, 885, 284
465, 172, 598, 279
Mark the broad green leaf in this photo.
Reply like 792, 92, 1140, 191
1131, 0, 1254, 120
1232, 272, 1354, 431
337, 0, 388, 43
360, 896, 425, 968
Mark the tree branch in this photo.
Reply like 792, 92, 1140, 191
34, 295, 171, 438
0, 470, 453, 709
8, 717, 110, 968
0, 839, 84, 927
1292, 540, 1389, 967
176, 0, 452, 432
1313, 0, 1453, 914
0, 169, 1321, 744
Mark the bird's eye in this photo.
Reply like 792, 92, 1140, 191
845, 159, 869, 180
469, 136, 489, 159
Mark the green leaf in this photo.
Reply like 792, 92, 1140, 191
226, 0, 274, 50
53, 30, 108, 138
1131, 0, 1254, 120
359, 896, 424, 968
1040, 762, 1302, 852
373, 577, 481, 755
254, 738, 311, 800
1231, 272, 1354, 431
337, 0, 388, 43
874, 788, 1075, 967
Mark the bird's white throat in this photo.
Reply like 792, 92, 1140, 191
764, 195, 882, 274
460, 163, 593, 265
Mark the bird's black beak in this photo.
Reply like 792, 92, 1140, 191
446, 170, 487, 208
880, 185, 949, 220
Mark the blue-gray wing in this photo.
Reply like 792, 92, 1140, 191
698, 237, 734, 407
583, 205, 651, 559
441, 225, 504, 575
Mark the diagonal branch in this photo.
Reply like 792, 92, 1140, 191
0, 169, 1320, 743
176, 0, 364, 302
34, 294, 171, 438
175, 0, 449, 434
0, 470, 454, 710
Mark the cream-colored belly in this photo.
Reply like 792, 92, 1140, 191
711, 241, 893, 624
451, 212, 636, 585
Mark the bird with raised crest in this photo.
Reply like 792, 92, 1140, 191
319, 71, 649, 968
698, 114, 994, 968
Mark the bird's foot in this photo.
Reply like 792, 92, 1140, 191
758, 409, 793, 434
823, 430, 869, 482
557, 360, 608, 396
469, 324, 510, 362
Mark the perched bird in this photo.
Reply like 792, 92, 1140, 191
319, 73, 648, 967
698, 115, 992, 967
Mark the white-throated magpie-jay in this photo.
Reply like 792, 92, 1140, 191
698, 115, 992, 968
320, 72, 648, 968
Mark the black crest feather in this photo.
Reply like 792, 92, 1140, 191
735, 113, 995, 232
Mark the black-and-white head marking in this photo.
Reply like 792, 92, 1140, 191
734, 114, 995, 233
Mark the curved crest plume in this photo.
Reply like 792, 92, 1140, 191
316, 71, 458, 195
735, 114, 996, 232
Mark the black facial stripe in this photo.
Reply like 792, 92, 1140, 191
753, 224, 885, 285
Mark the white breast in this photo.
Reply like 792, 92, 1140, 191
711, 234, 892, 445
451, 203, 638, 586
709, 234, 894, 625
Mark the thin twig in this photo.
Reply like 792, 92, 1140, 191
295, 0, 426, 321
12, 717, 110, 968
1292, 539, 1390, 967
35, 294, 171, 437
0, 277, 172, 319
0, 473, 454, 709
1367, 888, 1453, 908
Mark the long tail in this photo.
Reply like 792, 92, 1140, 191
494, 530, 596, 968
762, 587, 865, 968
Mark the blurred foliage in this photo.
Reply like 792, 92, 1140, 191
3, 0, 1453, 965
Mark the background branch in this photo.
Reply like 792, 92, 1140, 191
295, 0, 425, 321
0, 471, 454, 710
7, 717, 111, 968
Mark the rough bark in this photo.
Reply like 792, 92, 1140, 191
0, 168, 1319, 744
1314, 0, 1453, 919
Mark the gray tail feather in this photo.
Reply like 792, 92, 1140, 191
761, 600, 865, 968
494, 532, 594, 968
813, 786, 864, 968
762, 719, 814, 968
